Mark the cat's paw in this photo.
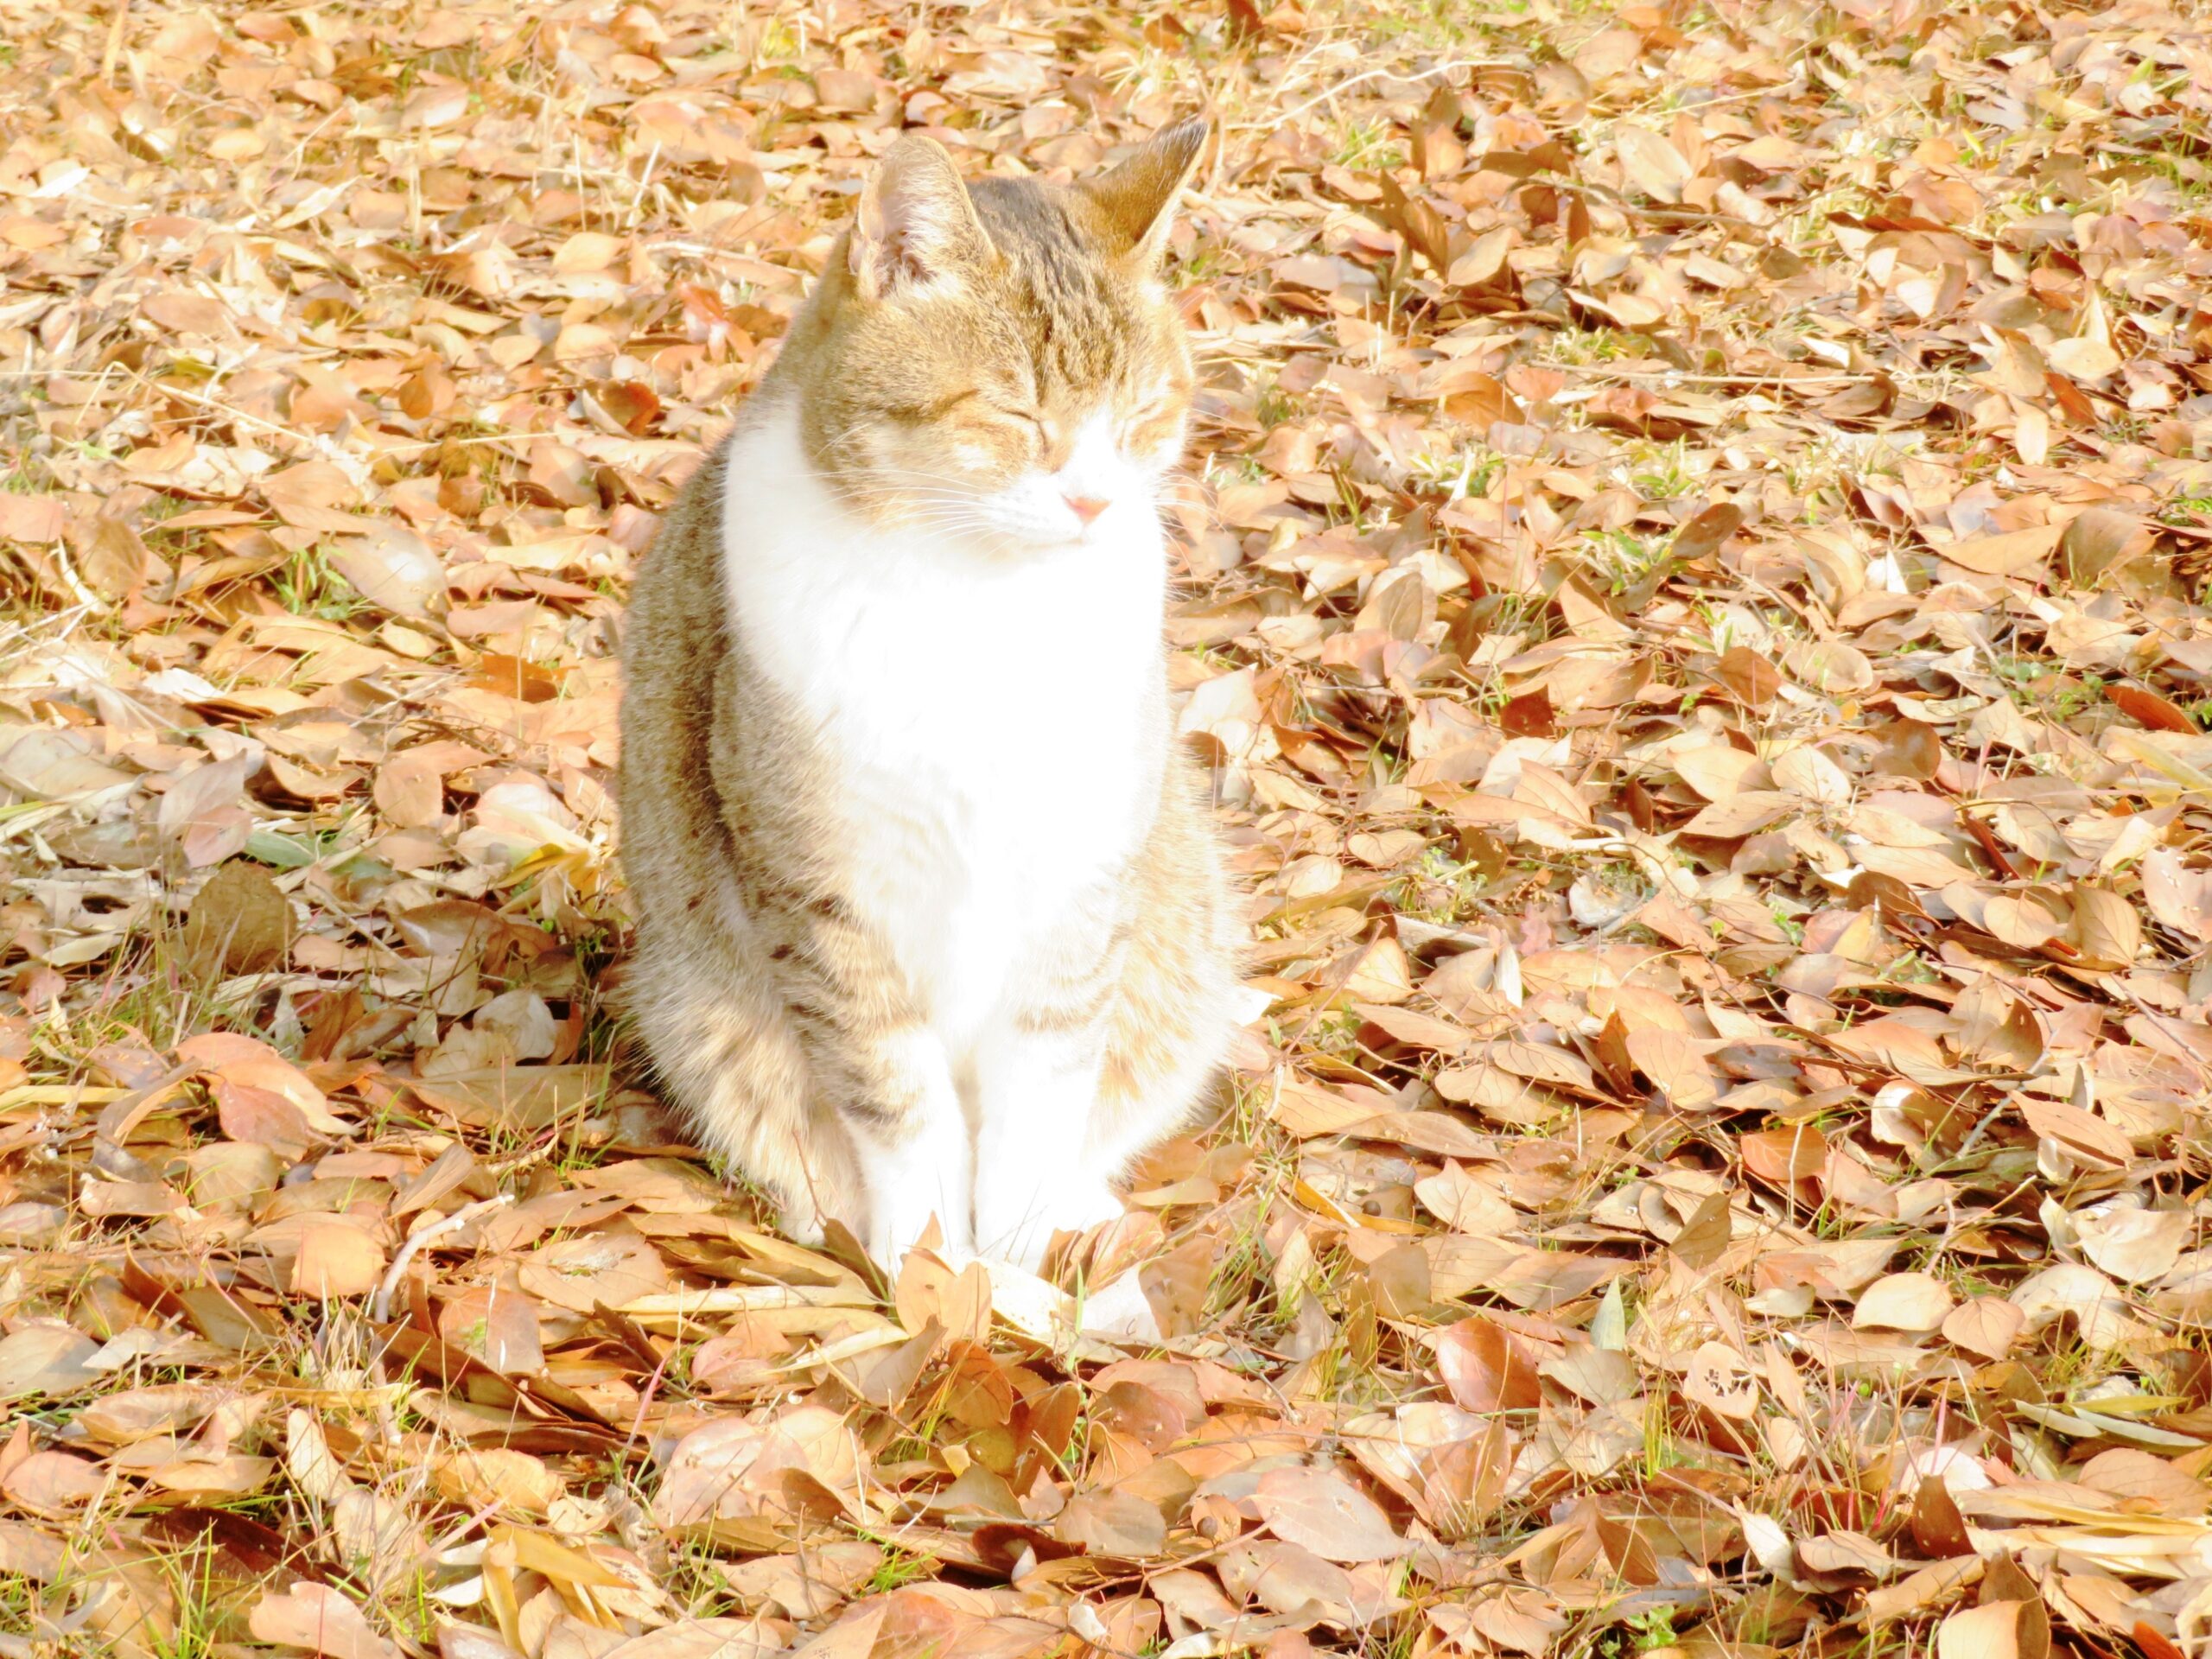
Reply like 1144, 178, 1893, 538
864, 1191, 969, 1273
976, 1178, 1124, 1274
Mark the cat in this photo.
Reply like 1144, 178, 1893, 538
617, 118, 1243, 1276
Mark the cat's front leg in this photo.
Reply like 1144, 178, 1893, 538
971, 1024, 1124, 1273
839, 1025, 974, 1268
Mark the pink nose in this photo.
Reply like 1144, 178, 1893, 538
1064, 494, 1109, 526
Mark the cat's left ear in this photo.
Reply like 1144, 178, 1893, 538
1081, 117, 1208, 270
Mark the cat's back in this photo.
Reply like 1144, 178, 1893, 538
616, 434, 742, 888
622, 437, 729, 691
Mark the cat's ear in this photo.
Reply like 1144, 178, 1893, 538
1082, 117, 1208, 269
849, 136, 994, 301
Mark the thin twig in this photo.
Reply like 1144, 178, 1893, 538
369, 1193, 514, 1324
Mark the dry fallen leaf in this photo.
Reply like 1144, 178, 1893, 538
249, 1583, 398, 1659
1942, 1299, 2025, 1361
180, 861, 294, 978
1252, 1465, 1412, 1564
2073, 1206, 2190, 1285
0, 1325, 102, 1404
430, 1448, 563, 1517
1854, 1271, 1955, 1332
289, 1217, 386, 1301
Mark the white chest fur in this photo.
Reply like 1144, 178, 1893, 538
718, 401, 1167, 1044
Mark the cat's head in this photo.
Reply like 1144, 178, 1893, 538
787, 119, 1207, 552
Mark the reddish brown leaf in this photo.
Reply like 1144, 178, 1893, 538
1434, 1316, 1541, 1413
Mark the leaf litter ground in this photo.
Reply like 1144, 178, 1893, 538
2, 0, 2212, 1656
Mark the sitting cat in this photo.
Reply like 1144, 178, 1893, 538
617, 118, 1243, 1274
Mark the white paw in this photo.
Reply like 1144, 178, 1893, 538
977, 1177, 1124, 1274
865, 1186, 970, 1271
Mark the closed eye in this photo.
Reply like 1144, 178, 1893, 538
1121, 399, 1183, 448
884, 389, 983, 424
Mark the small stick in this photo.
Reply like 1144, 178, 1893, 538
369, 1193, 514, 1324
101, 0, 128, 82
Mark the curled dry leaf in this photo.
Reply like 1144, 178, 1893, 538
1797, 1529, 1897, 1578
1936, 1598, 2050, 1659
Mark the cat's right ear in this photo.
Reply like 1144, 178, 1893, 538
849, 137, 993, 302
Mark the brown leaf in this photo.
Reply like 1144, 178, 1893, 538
1497, 688, 1555, 738
1742, 1124, 1829, 1185
1910, 1471, 1973, 1559
328, 525, 445, 619
1681, 1339, 1759, 1421
592, 1619, 786, 1659
2141, 848, 2212, 941
1446, 226, 1515, 288
0, 1327, 101, 1407
78, 513, 152, 601
523, 1229, 675, 1313
0, 492, 66, 542
1434, 1315, 1541, 1413
181, 861, 295, 978
2062, 509, 2156, 586
157, 754, 255, 868
1936, 1599, 2048, 1659
1942, 1298, 2024, 1361
2070, 887, 2140, 970
2107, 683, 2199, 734
1853, 1271, 1953, 1332
1616, 127, 1693, 202
250, 1583, 398, 1659
1711, 646, 1782, 708
429, 1448, 563, 1516
1669, 1192, 1732, 1271
1252, 1465, 1411, 1563
373, 749, 446, 829
2073, 1206, 2188, 1283
290, 1217, 386, 1300
1624, 1027, 1718, 1109
435, 1285, 544, 1376
1057, 1488, 1166, 1557
1941, 524, 2063, 576
1670, 501, 1744, 563
2, 1451, 107, 1516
